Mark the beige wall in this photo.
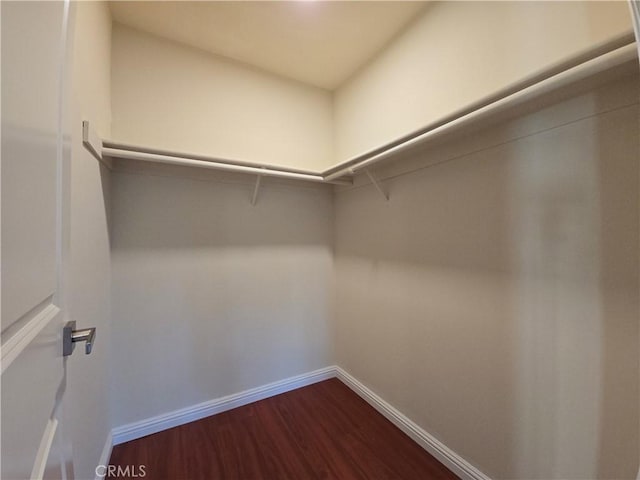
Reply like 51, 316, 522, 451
104, 5, 639, 477
111, 24, 334, 171
68, 2, 113, 479
110, 3, 633, 171
333, 1, 633, 163
332, 73, 639, 479
110, 165, 334, 426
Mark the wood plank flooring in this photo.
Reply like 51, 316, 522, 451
108, 378, 459, 479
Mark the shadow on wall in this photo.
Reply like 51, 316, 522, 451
332, 80, 639, 479
507, 90, 639, 478
592, 92, 640, 479
108, 171, 334, 427
99, 163, 111, 244
109, 165, 334, 250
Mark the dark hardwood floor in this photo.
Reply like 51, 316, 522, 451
108, 378, 459, 479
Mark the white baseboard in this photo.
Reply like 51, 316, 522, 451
111, 366, 336, 445
94, 431, 113, 480
335, 366, 490, 480
110, 365, 490, 480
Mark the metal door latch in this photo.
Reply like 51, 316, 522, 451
63, 321, 96, 356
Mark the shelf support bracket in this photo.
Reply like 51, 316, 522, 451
251, 169, 265, 206
82, 120, 112, 169
82, 121, 102, 161
365, 169, 389, 201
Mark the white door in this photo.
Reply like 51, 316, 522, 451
2, 1, 76, 479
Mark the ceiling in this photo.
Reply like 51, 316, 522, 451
109, 1, 429, 90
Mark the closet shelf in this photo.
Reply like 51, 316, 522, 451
325, 36, 638, 181
83, 36, 637, 189
82, 125, 352, 186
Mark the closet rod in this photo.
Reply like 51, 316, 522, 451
323, 36, 638, 182
102, 147, 353, 186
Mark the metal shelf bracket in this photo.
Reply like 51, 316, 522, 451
251, 169, 265, 206
365, 169, 389, 201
